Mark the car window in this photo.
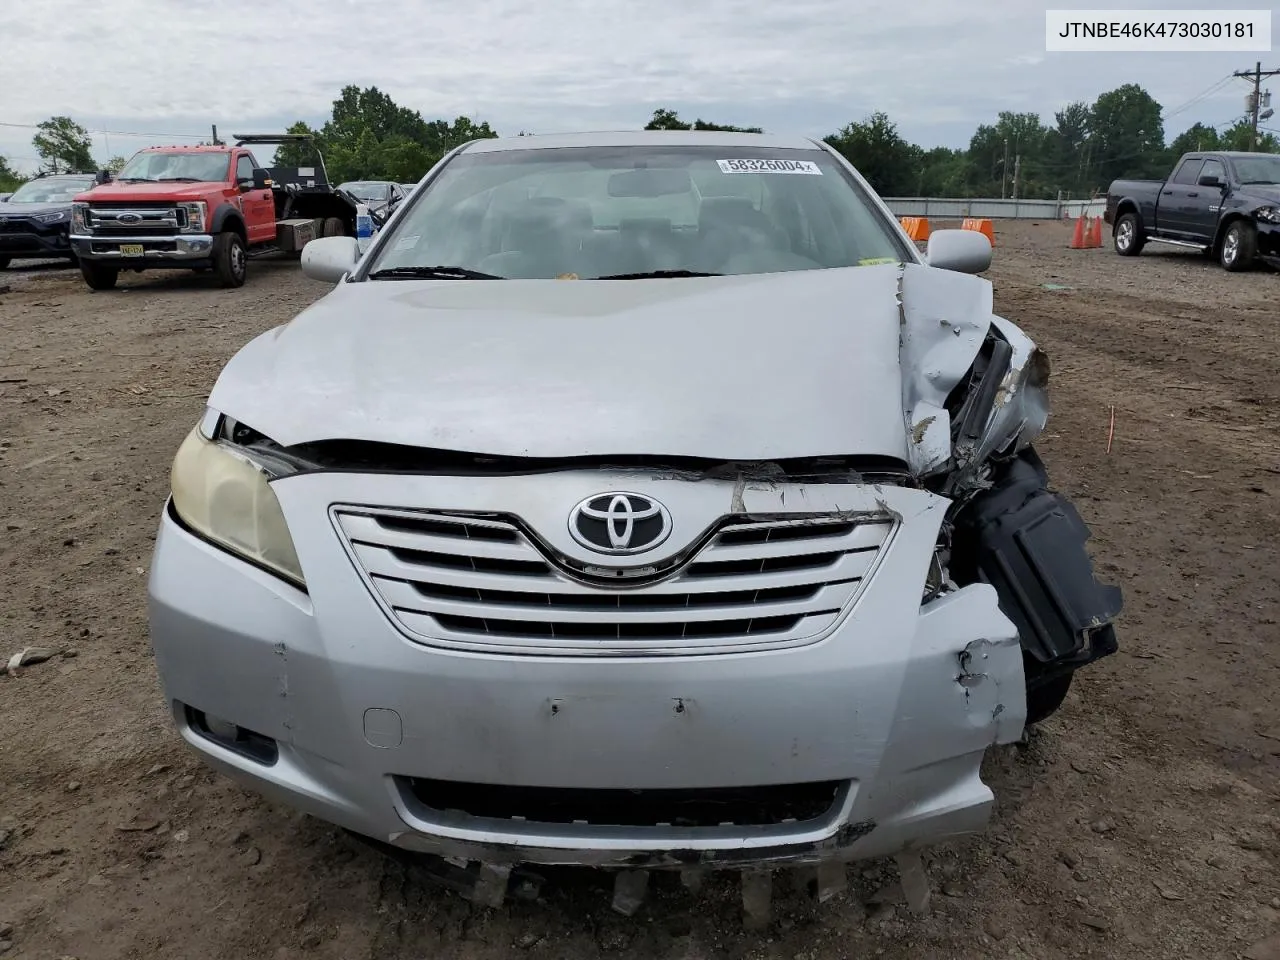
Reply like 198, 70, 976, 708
7, 178, 95, 203
1198, 158, 1225, 183
1170, 159, 1203, 185
366, 145, 910, 279
236, 155, 255, 182
1232, 154, 1280, 185
117, 152, 231, 182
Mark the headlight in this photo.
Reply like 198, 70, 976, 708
34, 210, 67, 224
1257, 207, 1280, 224
178, 200, 208, 233
170, 425, 305, 587
72, 202, 89, 233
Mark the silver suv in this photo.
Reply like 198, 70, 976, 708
148, 131, 1121, 914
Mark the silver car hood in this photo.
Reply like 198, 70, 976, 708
208, 263, 1013, 466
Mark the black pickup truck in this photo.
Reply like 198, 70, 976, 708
1104, 151, 1280, 271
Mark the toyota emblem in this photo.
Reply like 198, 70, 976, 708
568, 493, 672, 555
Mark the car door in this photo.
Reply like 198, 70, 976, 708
1186, 157, 1227, 239
1159, 158, 1204, 235
236, 153, 276, 246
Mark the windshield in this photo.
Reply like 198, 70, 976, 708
1234, 155, 1280, 185
364, 145, 909, 279
340, 181, 394, 200
117, 151, 230, 182
8, 178, 95, 203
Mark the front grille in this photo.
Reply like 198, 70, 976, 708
399, 777, 844, 828
334, 507, 893, 656
0, 219, 32, 234
86, 204, 181, 236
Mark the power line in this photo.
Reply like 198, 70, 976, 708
1232, 62, 1280, 148
0, 119, 207, 140
1162, 75, 1235, 119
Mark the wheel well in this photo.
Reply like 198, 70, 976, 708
1114, 200, 1140, 232
216, 209, 247, 243
1212, 213, 1249, 253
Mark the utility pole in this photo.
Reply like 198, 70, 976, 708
1233, 61, 1280, 149
1012, 154, 1021, 200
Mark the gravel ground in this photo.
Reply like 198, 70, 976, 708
1, 223, 1277, 960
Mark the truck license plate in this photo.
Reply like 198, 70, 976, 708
119, 244, 144, 257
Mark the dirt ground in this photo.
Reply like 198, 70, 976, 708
1, 222, 1277, 960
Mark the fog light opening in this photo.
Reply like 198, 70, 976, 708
184, 704, 279, 765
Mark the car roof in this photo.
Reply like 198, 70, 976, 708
141, 144, 234, 153
462, 130, 820, 153
33, 173, 95, 180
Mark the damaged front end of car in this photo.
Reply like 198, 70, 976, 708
898, 262, 1123, 725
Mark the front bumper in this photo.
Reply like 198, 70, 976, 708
70, 233, 213, 267
1256, 219, 1280, 259
148, 471, 1027, 870
0, 223, 74, 258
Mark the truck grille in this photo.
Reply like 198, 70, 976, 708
333, 507, 893, 656
86, 205, 181, 236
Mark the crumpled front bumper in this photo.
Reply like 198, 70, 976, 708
147, 472, 1027, 870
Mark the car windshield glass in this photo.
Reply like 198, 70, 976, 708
340, 181, 392, 200
117, 152, 230, 182
1234, 155, 1280, 184
8, 178, 94, 203
364, 145, 909, 279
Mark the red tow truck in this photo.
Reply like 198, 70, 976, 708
71, 134, 362, 290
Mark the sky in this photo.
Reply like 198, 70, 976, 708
1, 0, 1277, 176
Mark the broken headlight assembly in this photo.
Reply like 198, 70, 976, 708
169, 416, 305, 588
1255, 207, 1279, 224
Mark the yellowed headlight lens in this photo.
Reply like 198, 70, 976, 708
170, 427, 305, 587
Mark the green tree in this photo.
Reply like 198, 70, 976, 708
1088, 84, 1165, 185
823, 112, 921, 195
104, 155, 129, 175
272, 121, 322, 168
0, 154, 24, 192
32, 116, 95, 174
643, 108, 762, 133
1218, 119, 1280, 152
1167, 122, 1220, 156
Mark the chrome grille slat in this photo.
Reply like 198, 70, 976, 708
351, 540, 877, 595
374, 577, 850, 624
334, 507, 894, 656
86, 205, 181, 235
342, 513, 541, 562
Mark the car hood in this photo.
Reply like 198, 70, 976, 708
0, 201, 72, 217
208, 262, 999, 465
79, 181, 218, 201
1239, 184, 1280, 204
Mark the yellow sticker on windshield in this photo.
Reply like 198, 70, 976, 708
858, 257, 898, 266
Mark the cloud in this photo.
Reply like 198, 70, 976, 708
0, 0, 1272, 171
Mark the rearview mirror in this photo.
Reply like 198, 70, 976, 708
301, 235, 360, 283
608, 168, 692, 198
924, 229, 992, 274
1197, 173, 1223, 188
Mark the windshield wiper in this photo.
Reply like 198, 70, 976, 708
118, 177, 158, 183
1239, 180, 1280, 185
366, 265, 504, 280
590, 269, 721, 280
157, 176, 201, 182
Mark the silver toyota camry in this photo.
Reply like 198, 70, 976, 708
148, 131, 1121, 911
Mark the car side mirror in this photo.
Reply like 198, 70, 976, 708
301, 235, 360, 283
1197, 174, 1223, 189
924, 229, 992, 274
95, 169, 113, 184
251, 168, 272, 190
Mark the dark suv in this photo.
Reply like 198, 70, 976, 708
0, 174, 99, 269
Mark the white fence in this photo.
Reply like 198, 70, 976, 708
882, 197, 1106, 220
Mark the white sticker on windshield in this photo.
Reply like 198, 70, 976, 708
717, 158, 822, 175
394, 234, 420, 250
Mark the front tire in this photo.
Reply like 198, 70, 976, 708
213, 231, 247, 288
1113, 213, 1144, 256
1026, 673, 1073, 725
1219, 220, 1256, 272
80, 261, 118, 291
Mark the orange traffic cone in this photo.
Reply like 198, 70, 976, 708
1070, 215, 1087, 249
1089, 215, 1103, 248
